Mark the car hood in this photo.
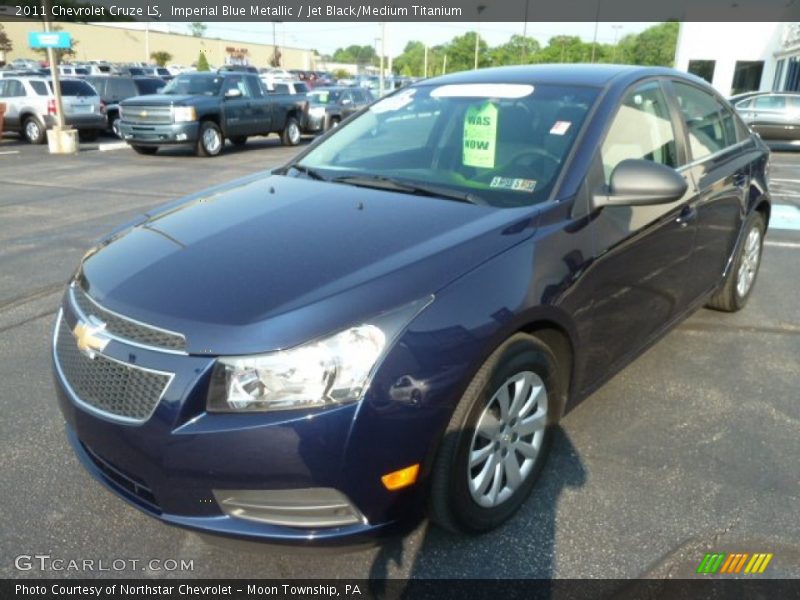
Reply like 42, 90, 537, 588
79, 174, 538, 355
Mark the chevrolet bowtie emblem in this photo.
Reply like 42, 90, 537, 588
72, 316, 111, 359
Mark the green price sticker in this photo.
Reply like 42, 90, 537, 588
463, 102, 498, 168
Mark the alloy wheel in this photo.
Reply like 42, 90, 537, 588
203, 127, 222, 154
736, 227, 761, 298
468, 371, 548, 508
25, 120, 41, 142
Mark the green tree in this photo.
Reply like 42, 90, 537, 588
489, 35, 541, 66
617, 21, 679, 67
393, 41, 443, 78
0, 24, 12, 57
150, 51, 172, 67
442, 32, 488, 73
32, 26, 77, 63
189, 22, 207, 38
196, 52, 210, 71
532, 36, 594, 64
332, 44, 377, 66
332, 68, 350, 80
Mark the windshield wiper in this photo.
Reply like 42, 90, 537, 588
331, 175, 485, 205
281, 164, 328, 181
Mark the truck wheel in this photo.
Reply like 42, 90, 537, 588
23, 117, 46, 144
229, 136, 248, 146
196, 120, 224, 157
281, 117, 301, 146
131, 145, 158, 155
327, 117, 340, 130
110, 116, 122, 139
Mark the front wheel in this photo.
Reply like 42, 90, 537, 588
280, 117, 301, 146
196, 120, 224, 157
23, 117, 46, 144
429, 333, 561, 533
706, 211, 766, 312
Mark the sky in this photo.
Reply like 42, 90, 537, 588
165, 22, 659, 56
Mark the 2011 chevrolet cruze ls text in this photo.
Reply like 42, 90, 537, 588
52, 65, 770, 544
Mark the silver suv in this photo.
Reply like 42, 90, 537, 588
0, 77, 106, 143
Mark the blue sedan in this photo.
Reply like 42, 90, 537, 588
52, 65, 770, 544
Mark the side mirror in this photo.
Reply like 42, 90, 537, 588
224, 88, 242, 99
341, 98, 352, 105
593, 159, 688, 209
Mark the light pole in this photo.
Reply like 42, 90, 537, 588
474, 5, 486, 70
521, 0, 530, 64
611, 25, 622, 63
379, 22, 386, 96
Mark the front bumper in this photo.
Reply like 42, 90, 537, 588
51, 292, 435, 545
119, 121, 200, 146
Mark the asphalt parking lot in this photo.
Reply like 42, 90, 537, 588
1, 132, 798, 581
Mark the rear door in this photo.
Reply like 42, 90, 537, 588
244, 74, 271, 134
581, 78, 698, 385
220, 75, 251, 137
668, 80, 753, 298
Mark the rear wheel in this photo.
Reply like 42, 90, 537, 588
110, 115, 122, 138
229, 135, 248, 146
706, 211, 765, 312
327, 116, 340, 130
23, 117, 46, 144
130, 144, 158, 155
196, 120, 224, 157
429, 333, 560, 533
280, 117, 301, 146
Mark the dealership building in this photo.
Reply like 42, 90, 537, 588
675, 22, 800, 96
0, 20, 319, 70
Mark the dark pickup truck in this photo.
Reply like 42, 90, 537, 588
118, 71, 308, 156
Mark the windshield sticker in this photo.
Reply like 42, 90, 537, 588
490, 177, 537, 193
550, 121, 572, 136
316, 91, 329, 103
463, 102, 498, 169
371, 89, 416, 114
432, 84, 534, 99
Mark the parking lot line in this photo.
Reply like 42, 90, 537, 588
765, 240, 800, 249
0, 150, 20, 156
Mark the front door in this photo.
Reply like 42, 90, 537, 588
580, 79, 698, 388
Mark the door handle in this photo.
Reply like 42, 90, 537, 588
676, 205, 697, 228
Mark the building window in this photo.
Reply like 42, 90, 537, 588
688, 60, 716, 84
773, 59, 786, 91
785, 57, 800, 92
731, 61, 764, 95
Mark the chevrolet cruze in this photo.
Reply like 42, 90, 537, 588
52, 65, 770, 544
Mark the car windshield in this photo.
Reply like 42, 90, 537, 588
161, 74, 222, 96
296, 83, 599, 207
308, 89, 341, 105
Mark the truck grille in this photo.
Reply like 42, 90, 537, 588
121, 105, 172, 125
54, 314, 173, 423
71, 285, 186, 352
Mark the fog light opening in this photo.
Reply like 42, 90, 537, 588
381, 464, 419, 491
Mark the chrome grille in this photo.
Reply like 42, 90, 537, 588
54, 314, 172, 423
71, 286, 186, 352
121, 105, 172, 125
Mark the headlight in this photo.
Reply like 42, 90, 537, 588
207, 297, 433, 413
173, 106, 197, 122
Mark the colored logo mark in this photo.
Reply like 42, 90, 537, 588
696, 552, 773, 574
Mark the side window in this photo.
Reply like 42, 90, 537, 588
601, 81, 679, 183
245, 75, 263, 98
673, 82, 730, 160
735, 99, 752, 110
274, 83, 289, 94
753, 95, 785, 110
4, 80, 25, 97
222, 76, 251, 98
719, 106, 740, 146
29, 81, 49, 96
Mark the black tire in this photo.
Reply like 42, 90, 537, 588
429, 333, 561, 533
196, 120, 224, 157
110, 115, 122, 139
23, 116, 46, 144
130, 144, 158, 155
229, 135, 248, 146
327, 116, 340, 131
706, 211, 766, 312
280, 117, 301, 146
78, 129, 99, 142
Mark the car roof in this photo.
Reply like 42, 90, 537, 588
421, 64, 699, 91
